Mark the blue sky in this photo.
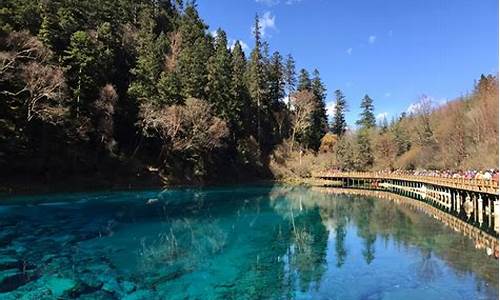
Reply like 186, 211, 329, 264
197, 0, 499, 126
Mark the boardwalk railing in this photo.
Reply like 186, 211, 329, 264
311, 171, 500, 236
313, 172, 499, 195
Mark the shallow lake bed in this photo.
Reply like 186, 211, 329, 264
0, 185, 497, 299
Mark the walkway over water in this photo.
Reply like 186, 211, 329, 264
312, 172, 500, 240
314, 172, 499, 195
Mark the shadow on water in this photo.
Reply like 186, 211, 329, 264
0, 185, 497, 299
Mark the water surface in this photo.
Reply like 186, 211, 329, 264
0, 186, 497, 299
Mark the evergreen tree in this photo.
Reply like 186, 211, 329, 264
206, 29, 234, 121
390, 120, 411, 156
307, 69, 328, 150
95, 22, 116, 83
56, 6, 80, 51
267, 51, 289, 144
354, 95, 376, 169
38, 0, 59, 50
356, 128, 374, 170
177, 4, 212, 99
356, 94, 376, 129
231, 41, 251, 135
247, 14, 267, 146
284, 54, 297, 98
332, 89, 348, 136
128, 6, 164, 104
268, 51, 286, 107
297, 68, 311, 91
64, 31, 99, 116
1, 0, 41, 34
157, 71, 183, 105
311, 69, 326, 102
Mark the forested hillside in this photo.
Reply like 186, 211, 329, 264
1, 0, 497, 189
270, 74, 499, 180
0, 0, 329, 187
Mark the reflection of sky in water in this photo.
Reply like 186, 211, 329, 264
0, 185, 497, 299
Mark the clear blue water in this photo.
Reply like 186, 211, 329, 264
0, 185, 497, 299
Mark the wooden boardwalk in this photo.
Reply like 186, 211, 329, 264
311, 171, 500, 240
313, 172, 499, 195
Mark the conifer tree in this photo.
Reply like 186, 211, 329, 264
356, 94, 376, 129
308, 69, 328, 150
297, 68, 311, 91
95, 22, 116, 83
231, 41, 251, 136
177, 4, 212, 99
268, 51, 286, 107
356, 128, 374, 170
354, 95, 376, 170
64, 31, 99, 116
38, 0, 59, 50
157, 71, 183, 105
207, 29, 234, 121
284, 54, 297, 98
332, 89, 348, 136
247, 14, 267, 145
128, 6, 164, 104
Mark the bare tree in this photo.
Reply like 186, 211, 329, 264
94, 84, 118, 155
1, 32, 68, 125
0, 31, 51, 81
164, 31, 182, 72
374, 133, 397, 170
139, 98, 229, 156
289, 90, 316, 151
22, 63, 67, 123
414, 95, 436, 146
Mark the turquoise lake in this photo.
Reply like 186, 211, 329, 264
0, 185, 498, 299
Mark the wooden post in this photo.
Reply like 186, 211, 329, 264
465, 194, 472, 220
487, 197, 492, 229
478, 194, 483, 227
494, 200, 499, 233
472, 194, 477, 223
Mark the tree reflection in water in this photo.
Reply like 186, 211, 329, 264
269, 186, 498, 293
270, 186, 329, 292
413, 249, 443, 283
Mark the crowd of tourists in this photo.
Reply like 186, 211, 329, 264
374, 169, 499, 182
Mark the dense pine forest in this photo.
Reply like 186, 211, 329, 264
1, 0, 498, 189
1, 0, 330, 187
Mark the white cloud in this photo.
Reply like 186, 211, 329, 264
384, 92, 392, 97
229, 40, 249, 52
376, 112, 389, 121
346, 48, 353, 55
407, 95, 438, 115
256, 0, 302, 5
326, 101, 337, 118
406, 103, 421, 114
388, 30, 393, 37
368, 35, 377, 44
252, 11, 277, 37
256, 0, 280, 6
212, 31, 249, 53
437, 98, 448, 105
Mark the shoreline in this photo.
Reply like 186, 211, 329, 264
0, 174, 278, 198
